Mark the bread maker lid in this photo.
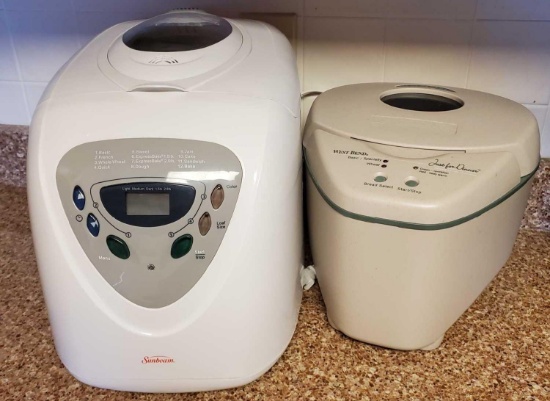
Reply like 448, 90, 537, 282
105, 11, 243, 83
303, 83, 540, 229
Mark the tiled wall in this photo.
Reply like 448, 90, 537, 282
1, 0, 550, 156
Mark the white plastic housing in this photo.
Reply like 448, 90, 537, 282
28, 12, 302, 392
307, 175, 533, 350
304, 83, 540, 350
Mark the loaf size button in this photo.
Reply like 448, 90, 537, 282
87, 214, 100, 237
171, 234, 193, 259
73, 186, 86, 210
211, 184, 224, 209
198, 212, 212, 236
106, 235, 130, 260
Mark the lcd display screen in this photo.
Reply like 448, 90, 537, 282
126, 193, 170, 216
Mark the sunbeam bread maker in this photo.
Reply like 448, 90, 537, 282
304, 83, 540, 351
27, 11, 302, 392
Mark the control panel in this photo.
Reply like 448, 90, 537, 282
56, 139, 243, 308
305, 129, 520, 225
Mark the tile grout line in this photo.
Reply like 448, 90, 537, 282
2, 8, 30, 124
69, 0, 84, 49
379, 0, 388, 82
300, 0, 306, 93
463, 0, 479, 89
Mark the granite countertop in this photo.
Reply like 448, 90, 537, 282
0, 126, 549, 400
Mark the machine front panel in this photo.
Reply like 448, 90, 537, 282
56, 138, 243, 308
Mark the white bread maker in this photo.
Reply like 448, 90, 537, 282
27, 11, 302, 392
304, 83, 540, 351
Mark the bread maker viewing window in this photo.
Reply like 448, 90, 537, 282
381, 92, 464, 112
122, 13, 233, 52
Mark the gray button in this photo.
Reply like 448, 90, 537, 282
199, 212, 212, 236
211, 184, 224, 209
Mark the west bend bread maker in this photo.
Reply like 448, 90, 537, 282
304, 83, 540, 351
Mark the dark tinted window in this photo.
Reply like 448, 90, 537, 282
381, 93, 463, 112
123, 12, 233, 52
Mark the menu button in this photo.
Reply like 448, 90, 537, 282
106, 235, 130, 260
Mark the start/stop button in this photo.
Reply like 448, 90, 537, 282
171, 234, 193, 259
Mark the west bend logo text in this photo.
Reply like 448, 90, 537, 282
142, 355, 175, 364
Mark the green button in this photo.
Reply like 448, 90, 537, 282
171, 234, 193, 259
106, 235, 130, 260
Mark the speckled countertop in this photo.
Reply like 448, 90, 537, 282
1, 125, 549, 400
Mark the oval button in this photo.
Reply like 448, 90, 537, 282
210, 184, 224, 210
106, 235, 130, 260
171, 234, 193, 259
198, 212, 212, 236
405, 177, 419, 187
87, 213, 100, 237
73, 186, 86, 210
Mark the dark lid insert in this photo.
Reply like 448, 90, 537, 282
122, 12, 233, 52
381, 93, 463, 112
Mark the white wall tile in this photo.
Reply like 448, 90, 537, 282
476, 0, 550, 21
23, 81, 47, 119
542, 134, 550, 158
6, 9, 80, 82
384, 20, 472, 87
73, 0, 167, 13
303, 17, 385, 91
240, 0, 303, 15
301, 95, 317, 130
524, 104, 547, 134
386, 0, 477, 20
0, 10, 19, 81
305, 0, 476, 19
0, 81, 29, 125
541, 106, 550, 157
296, 16, 304, 91
305, 0, 386, 18
542, 139, 550, 158
73, 0, 241, 18
4, 0, 73, 11
524, 104, 548, 157
75, 11, 136, 47
468, 21, 550, 105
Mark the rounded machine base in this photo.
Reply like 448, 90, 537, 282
420, 335, 444, 351
327, 315, 445, 351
